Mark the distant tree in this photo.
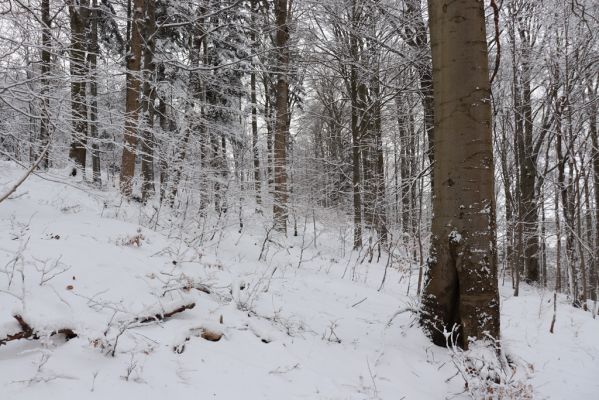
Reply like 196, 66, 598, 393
68, 0, 90, 176
273, 0, 290, 232
120, 0, 144, 196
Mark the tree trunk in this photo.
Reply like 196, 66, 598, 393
555, 177, 562, 293
250, 0, 261, 206
421, 0, 500, 349
264, 77, 274, 192
273, 0, 289, 232
589, 95, 599, 302
120, 0, 144, 197
39, 0, 51, 169
68, 0, 89, 176
88, 0, 101, 185
517, 31, 540, 284
141, 0, 157, 202
404, 0, 434, 187
350, 0, 362, 249
156, 65, 170, 203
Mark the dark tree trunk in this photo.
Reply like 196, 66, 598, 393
250, 0, 261, 205
120, 0, 144, 196
404, 0, 434, 187
39, 0, 51, 169
68, 0, 90, 176
273, 0, 289, 232
349, 0, 363, 249
141, 0, 157, 202
89, 0, 101, 185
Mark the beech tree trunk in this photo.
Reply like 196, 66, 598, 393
421, 0, 500, 349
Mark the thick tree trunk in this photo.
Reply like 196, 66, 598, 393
120, 0, 144, 197
421, 0, 500, 349
68, 0, 89, 176
273, 0, 289, 232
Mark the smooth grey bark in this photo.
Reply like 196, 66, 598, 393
421, 0, 500, 349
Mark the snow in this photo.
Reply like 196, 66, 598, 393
1, 161, 598, 399
449, 230, 462, 244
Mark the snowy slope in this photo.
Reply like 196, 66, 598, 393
1, 161, 598, 400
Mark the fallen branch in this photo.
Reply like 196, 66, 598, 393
161, 283, 211, 297
133, 302, 195, 324
0, 315, 77, 347
104, 302, 196, 356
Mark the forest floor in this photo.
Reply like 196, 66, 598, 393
1, 161, 598, 400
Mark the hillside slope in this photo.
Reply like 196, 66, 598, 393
1, 162, 598, 399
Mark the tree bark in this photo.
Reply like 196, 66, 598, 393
39, 0, 51, 169
421, 0, 500, 349
273, 0, 289, 232
516, 27, 540, 284
89, 0, 102, 185
250, 0, 261, 205
141, 0, 157, 202
349, 0, 363, 249
120, 0, 144, 197
68, 0, 90, 176
404, 0, 434, 187
589, 93, 599, 302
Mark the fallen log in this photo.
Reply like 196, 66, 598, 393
0, 315, 77, 347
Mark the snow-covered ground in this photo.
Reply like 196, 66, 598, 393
1, 161, 598, 399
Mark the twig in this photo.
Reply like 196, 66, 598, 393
386, 307, 418, 327
351, 297, 368, 308
0, 142, 50, 204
